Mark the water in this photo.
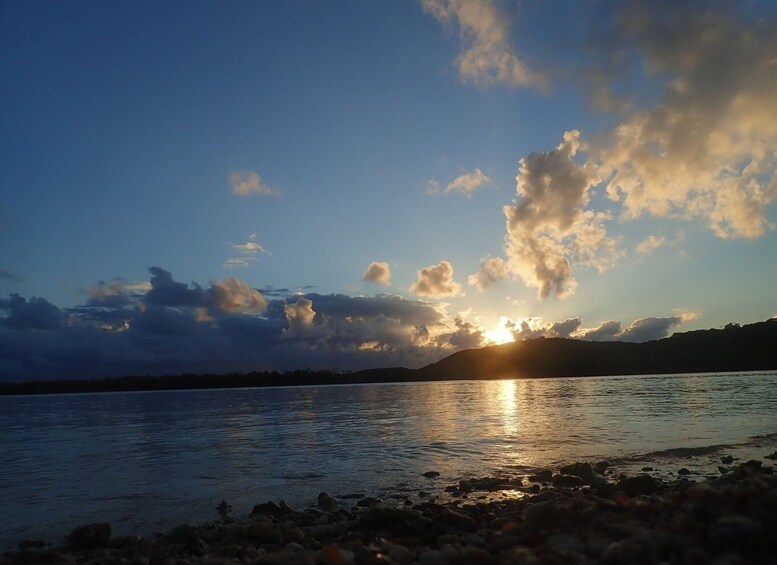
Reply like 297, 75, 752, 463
1, 371, 776, 549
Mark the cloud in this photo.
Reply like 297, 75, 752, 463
591, 1, 777, 239
224, 234, 270, 269
615, 316, 685, 342
229, 171, 279, 197
435, 316, 485, 349
283, 296, 316, 336
409, 260, 463, 298
580, 320, 622, 341
502, 131, 619, 299
507, 316, 582, 340
144, 267, 266, 314
422, 0, 544, 89
636, 234, 666, 254
468, 255, 506, 291
0, 269, 21, 283
363, 261, 391, 286
444, 168, 491, 196
0, 294, 62, 330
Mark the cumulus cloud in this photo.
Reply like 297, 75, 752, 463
636, 235, 666, 254
229, 171, 279, 197
283, 296, 316, 336
409, 260, 463, 298
363, 261, 391, 286
592, 1, 777, 239
224, 234, 270, 269
468, 255, 506, 291
422, 0, 544, 89
435, 316, 485, 349
615, 316, 685, 342
445, 168, 491, 196
507, 316, 582, 341
580, 320, 622, 341
502, 131, 619, 299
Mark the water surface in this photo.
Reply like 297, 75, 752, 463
1, 371, 776, 548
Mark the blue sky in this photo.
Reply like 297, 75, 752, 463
1, 0, 776, 379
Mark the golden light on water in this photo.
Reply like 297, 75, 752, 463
485, 317, 516, 345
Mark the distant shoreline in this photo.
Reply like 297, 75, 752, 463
2, 319, 776, 396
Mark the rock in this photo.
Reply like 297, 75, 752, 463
423, 471, 441, 478
216, 499, 232, 518
677, 467, 691, 475
721, 455, 734, 464
17, 539, 46, 550
615, 475, 661, 497
528, 469, 552, 482
641, 467, 654, 472
765, 451, 777, 460
68, 522, 111, 549
435, 509, 478, 532
743, 459, 762, 470
593, 461, 609, 474
718, 466, 729, 474
357, 496, 381, 508
279, 500, 298, 515
317, 492, 338, 513
551, 474, 585, 488
560, 462, 594, 481
360, 507, 418, 533
251, 501, 285, 518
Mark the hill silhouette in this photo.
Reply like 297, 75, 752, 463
415, 319, 777, 380
1, 319, 775, 394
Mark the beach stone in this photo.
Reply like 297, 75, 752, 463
423, 471, 441, 478
718, 466, 729, 474
551, 474, 585, 488
594, 461, 609, 474
615, 475, 661, 497
280, 500, 298, 515
678, 468, 691, 475
507, 546, 538, 565
251, 501, 285, 518
765, 451, 777, 460
743, 459, 762, 470
317, 492, 338, 513
641, 467, 653, 472
528, 469, 552, 482
721, 455, 734, 464
360, 507, 418, 532
560, 462, 594, 482
436, 509, 478, 532
68, 522, 111, 549
357, 496, 381, 508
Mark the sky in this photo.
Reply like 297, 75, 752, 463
1, 0, 777, 380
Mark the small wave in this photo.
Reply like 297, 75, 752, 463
275, 472, 326, 480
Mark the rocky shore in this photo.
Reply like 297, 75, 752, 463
3, 454, 776, 565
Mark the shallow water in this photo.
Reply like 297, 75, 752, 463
1, 371, 776, 548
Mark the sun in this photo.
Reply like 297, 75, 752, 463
485, 317, 516, 345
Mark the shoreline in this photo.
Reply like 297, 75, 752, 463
4, 453, 776, 564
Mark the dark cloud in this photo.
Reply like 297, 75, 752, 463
0, 294, 62, 330
436, 317, 485, 350
0, 269, 21, 283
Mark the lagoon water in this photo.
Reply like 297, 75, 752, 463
1, 371, 776, 549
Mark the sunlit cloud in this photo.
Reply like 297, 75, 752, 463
409, 260, 463, 298
501, 131, 619, 299
229, 171, 279, 197
224, 234, 270, 269
445, 168, 491, 196
362, 261, 391, 286
636, 234, 666, 254
468, 255, 506, 291
421, 0, 544, 89
590, 1, 777, 239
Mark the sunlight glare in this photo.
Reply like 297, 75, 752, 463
485, 317, 516, 345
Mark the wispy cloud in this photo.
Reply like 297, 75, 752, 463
223, 234, 270, 269
0, 269, 21, 283
422, 0, 544, 89
636, 235, 666, 254
229, 171, 279, 197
